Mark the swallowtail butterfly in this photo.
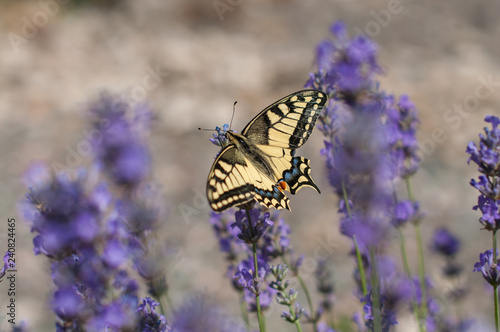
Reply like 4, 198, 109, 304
206, 90, 327, 212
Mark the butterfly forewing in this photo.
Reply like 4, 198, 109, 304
206, 145, 255, 212
207, 90, 327, 212
242, 90, 327, 149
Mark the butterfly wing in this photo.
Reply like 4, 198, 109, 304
206, 144, 290, 212
242, 90, 326, 196
241, 90, 327, 149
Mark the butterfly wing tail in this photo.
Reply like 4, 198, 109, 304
283, 156, 320, 195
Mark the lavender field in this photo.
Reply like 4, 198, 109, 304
0, 1, 500, 331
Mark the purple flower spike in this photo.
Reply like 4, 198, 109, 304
90, 94, 152, 188
473, 249, 500, 286
468, 116, 500, 233
391, 200, 420, 228
137, 297, 169, 332
232, 209, 273, 244
431, 228, 460, 257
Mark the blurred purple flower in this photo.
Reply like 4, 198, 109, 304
90, 94, 152, 188
87, 299, 139, 331
261, 214, 292, 259
431, 228, 460, 257
19, 94, 167, 331
51, 287, 86, 321
316, 322, 337, 332
171, 293, 242, 332
209, 210, 247, 260
315, 260, 335, 312
242, 286, 277, 312
21, 165, 101, 259
386, 94, 421, 178
1, 252, 13, 280
306, 21, 380, 96
391, 200, 420, 228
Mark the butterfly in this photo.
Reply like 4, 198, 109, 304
206, 90, 327, 212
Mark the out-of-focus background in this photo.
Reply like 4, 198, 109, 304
0, 0, 499, 330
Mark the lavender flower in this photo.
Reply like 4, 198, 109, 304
361, 291, 398, 332
1, 252, 13, 281
473, 249, 500, 286
234, 262, 265, 295
467, 115, 500, 331
473, 195, 500, 231
137, 297, 169, 332
467, 115, 500, 177
232, 209, 273, 244
20, 94, 169, 331
242, 285, 277, 312
306, 21, 426, 332
210, 124, 231, 148
431, 228, 460, 257
270, 265, 304, 324
316, 322, 337, 332
170, 293, 243, 332
89, 94, 152, 188
306, 21, 381, 97
431, 228, 465, 278
261, 214, 292, 259
467, 115, 500, 231
386, 94, 421, 178
391, 200, 421, 228
306, 22, 400, 250
21, 165, 100, 259
315, 259, 335, 312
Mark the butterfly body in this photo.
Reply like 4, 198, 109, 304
207, 90, 327, 212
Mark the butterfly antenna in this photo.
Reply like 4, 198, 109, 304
229, 101, 237, 131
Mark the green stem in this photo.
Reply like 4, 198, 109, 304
282, 256, 317, 331
494, 229, 499, 332
369, 248, 382, 332
158, 294, 169, 317
354, 236, 368, 296
406, 177, 428, 322
286, 303, 303, 332
297, 275, 315, 330
341, 182, 352, 217
246, 209, 266, 332
342, 182, 368, 296
399, 229, 425, 332
253, 242, 266, 332
495, 285, 499, 332
415, 222, 428, 320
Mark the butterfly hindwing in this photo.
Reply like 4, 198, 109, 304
283, 156, 320, 194
242, 90, 327, 149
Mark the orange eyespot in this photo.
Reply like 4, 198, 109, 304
278, 180, 287, 192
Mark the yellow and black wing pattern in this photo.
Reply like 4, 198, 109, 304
207, 90, 327, 212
